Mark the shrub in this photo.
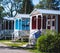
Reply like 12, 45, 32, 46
37, 30, 60, 53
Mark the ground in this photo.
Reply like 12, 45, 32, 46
0, 41, 32, 53
0, 48, 32, 53
0, 48, 31, 53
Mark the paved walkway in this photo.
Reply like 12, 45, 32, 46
0, 43, 32, 53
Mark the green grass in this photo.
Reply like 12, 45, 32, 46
0, 40, 28, 47
29, 49, 46, 53
0, 40, 47, 53
4, 42, 27, 47
0, 40, 10, 42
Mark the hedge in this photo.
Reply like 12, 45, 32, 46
37, 30, 60, 53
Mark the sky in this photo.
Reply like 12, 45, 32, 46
32, 0, 39, 5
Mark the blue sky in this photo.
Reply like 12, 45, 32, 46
32, 0, 39, 5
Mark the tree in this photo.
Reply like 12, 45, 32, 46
20, 0, 34, 14
0, 6, 4, 19
35, 1, 44, 9
35, 0, 60, 10
0, 5, 7, 25
1, 0, 34, 16
1, 0, 22, 17
45, 0, 53, 9
52, 0, 60, 10
35, 0, 55, 10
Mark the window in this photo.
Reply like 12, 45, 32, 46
43, 16, 46, 29
22, 18, 30, 30
48, 21, 50, 25
52, 15, 55, 19
38, 15, 41, 29
19, 19, 22, 30
6, 21, 8, 29
52, 21, 55, 26
32, 16, 36, 29
9, 21, 14, 30
15, 19, 18, 29
9, 21, 11, 29
12, 21, 14, 29
26, 18, 30, 30
48, 15, 51, 19
22, 18, 26, 30
47, 20, 51, 26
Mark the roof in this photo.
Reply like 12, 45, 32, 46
15, 14, 30, 19
30, 8, 60, 15
3, 17, 14, 20
3, 14, 30, 20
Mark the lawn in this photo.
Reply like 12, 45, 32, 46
29, 49, 44, 53
0, 40, 28, 47
0, 40, 10, 42
0, 40, 46, 53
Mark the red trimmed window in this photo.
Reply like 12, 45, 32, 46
48, 15, 51, 19
38, 15, 41, 29
32, 16, 36, 29
52, 15, 55, 19
43, 16, 46, 29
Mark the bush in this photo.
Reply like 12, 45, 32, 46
37, 30, 60, 53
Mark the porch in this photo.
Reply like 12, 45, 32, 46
30, 14, 58, 36
0, 17, 14, 39
30, 9, 60, 41
32, 15, 57, 30
13, 14, 30, 41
